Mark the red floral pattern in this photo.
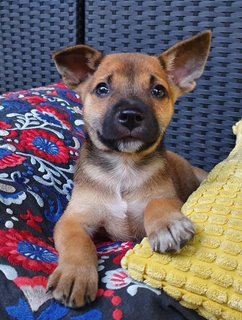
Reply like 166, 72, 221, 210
14, 276, 48, 288
0, 121, 11, 130
36, 106, 72, 129
19, 129, 70, 164
20, 210, 43, 233
0, 148, 26, 169
97, 289, 123, 320
0, 229, 57, 274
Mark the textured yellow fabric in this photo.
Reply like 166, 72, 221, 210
122, 120, 242, 320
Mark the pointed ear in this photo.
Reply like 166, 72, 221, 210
53, 45, 103, 88
159, 31, 211, 98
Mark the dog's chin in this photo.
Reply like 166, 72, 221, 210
117, 139, 144, 153
97, 131, 158, 153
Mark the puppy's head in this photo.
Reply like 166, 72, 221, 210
54, 31, 211, 154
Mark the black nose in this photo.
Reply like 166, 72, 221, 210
118, 109, 145, 131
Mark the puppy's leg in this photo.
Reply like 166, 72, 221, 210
193, 166, 208, 183
48, 212, 98, 308
144, 197, 194, 252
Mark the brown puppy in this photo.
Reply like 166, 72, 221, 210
48, 31, 211, 307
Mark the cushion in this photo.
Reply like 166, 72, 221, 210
122, 120, 242, 320
0, 83, 205, 320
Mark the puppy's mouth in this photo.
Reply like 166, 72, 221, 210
97, 131, 158, 153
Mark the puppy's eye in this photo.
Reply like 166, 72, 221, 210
95, 82, 110, 97
151, 84, 167, 99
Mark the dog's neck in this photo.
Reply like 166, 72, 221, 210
74, 136, 167, 194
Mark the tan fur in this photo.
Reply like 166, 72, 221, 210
48, 31, 211, 307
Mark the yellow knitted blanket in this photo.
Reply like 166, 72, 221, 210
122, 119, 242, 320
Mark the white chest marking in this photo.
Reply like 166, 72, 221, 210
107, 192, 128, 218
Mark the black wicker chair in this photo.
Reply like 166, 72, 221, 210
0, 0, 82, 94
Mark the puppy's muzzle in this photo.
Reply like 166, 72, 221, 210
98, 99, 160, 152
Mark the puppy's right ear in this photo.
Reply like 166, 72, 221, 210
53, 45, 103, 89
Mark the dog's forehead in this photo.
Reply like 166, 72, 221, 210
97, 53, 165, 77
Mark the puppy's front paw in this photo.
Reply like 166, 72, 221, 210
148, 216, 195, 253
47, 263, 98, 308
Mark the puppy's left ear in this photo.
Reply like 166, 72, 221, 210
160, 31, 211, 98
53, 45, 103, 89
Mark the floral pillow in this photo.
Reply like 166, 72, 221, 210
0, 83, 204, 320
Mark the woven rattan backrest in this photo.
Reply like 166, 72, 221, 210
0, 0, 81, 94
